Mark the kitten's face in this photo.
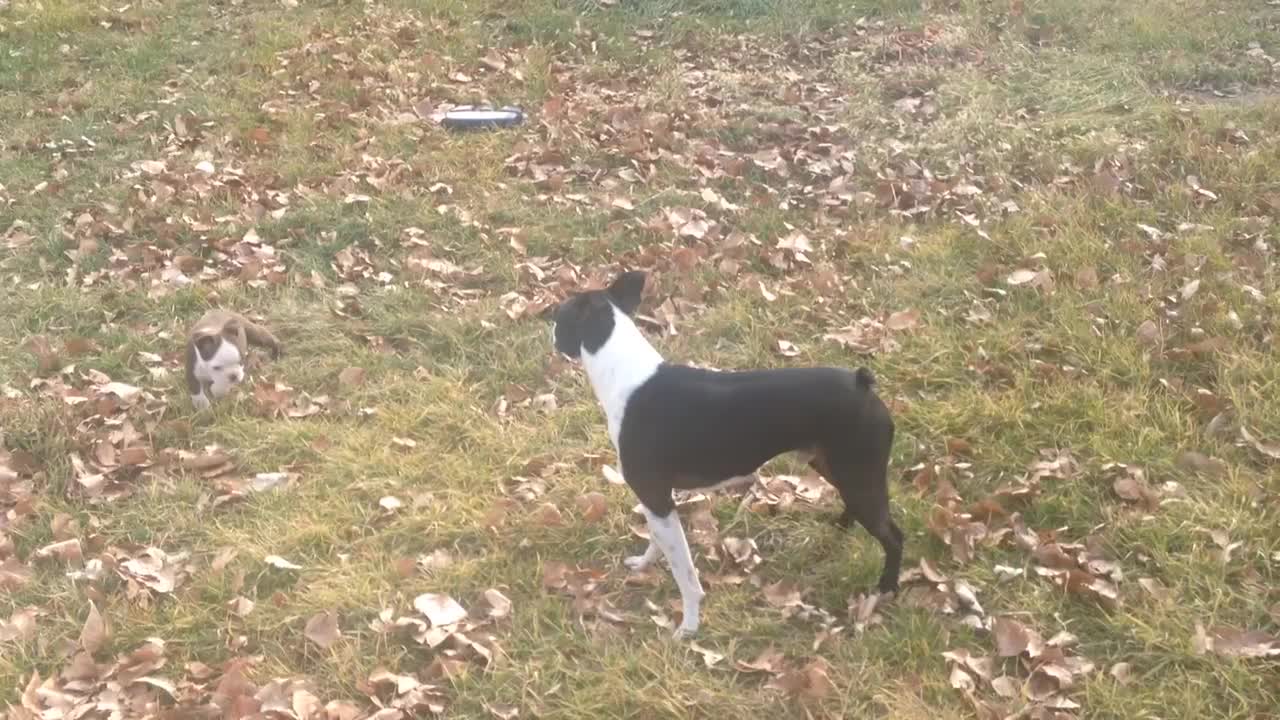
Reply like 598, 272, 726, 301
193, 334, 245, 396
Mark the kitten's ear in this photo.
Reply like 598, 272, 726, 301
606, 270, 646, 315
194, 334, 221, 361
221, 318, 242, 342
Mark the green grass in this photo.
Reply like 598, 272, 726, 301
2, 0, 1279, 717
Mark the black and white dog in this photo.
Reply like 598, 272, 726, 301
552, 270, 902, 638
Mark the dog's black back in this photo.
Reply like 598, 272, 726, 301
619, 365, 887, 504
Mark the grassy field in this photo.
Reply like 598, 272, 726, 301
2, 0, 1279, 717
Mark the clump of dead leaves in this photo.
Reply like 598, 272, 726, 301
15, 369, 162, 504
1, 437, 40, 571
11, 643, 420, 720
366, 589, 512, 682
944, 616, 1096, 719
912, 448, 1127, 610
167, 444, 301, 512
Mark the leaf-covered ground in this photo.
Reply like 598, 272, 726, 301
2, 0, 1279, 717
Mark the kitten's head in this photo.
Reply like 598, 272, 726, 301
191, 327, 245, 395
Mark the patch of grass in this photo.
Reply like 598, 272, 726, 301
2, 0, 1279, 717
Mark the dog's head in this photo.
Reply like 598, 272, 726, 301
190, 328, 246, 396
552, 270, 646, 359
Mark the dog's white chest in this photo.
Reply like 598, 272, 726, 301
580, 307, 662, 456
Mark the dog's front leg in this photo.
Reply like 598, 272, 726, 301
643, 507, 705, 639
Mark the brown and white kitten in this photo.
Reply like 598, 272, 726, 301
185, 310, 282, 410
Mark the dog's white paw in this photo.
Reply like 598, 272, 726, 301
191, 393, 211, 411
623, 554, 651, 571
671, 623, 698, 641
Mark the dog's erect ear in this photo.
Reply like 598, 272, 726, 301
606, 270, 646, 315
194, 334, 221, 361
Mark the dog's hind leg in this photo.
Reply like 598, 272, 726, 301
826, 449, 903, 595
806, 448, 854, 528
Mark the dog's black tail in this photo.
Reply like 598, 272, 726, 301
854, 367, 876, 389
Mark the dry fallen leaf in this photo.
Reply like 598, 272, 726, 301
116, 638, 167, 683
735, 646, 785, 673
601, 465, 625, 485
1197, 625, 1280, 658
1176, 450, 1226, 477
1138, 577, 1173, 603
993, 616, 1037, 658
535, 502, 564, 526
210, 547, 239, 573
1032, 542, 1076, 570
338, 366, 367, 389
1239, 426, 1280, 461
542, 561, 569, 591
1180, 278, 1201, 300
98, 381, 142, 402
1006, 268, 1037, 285
304, 611, 340, 649
1027, 661, 1074, 700
943, 648, 995, 686
486, 703, 520, 720
119, 445, 151, 466
776, 229, 814, 256
118, 548, 186, 594
836, 593, 875, 631
766, 657, 834, 701
885, 308, 921, 331
689, 641, 725, 667
1037, 566, 1120, 609
0, 607, 39, 643
35, 538, 83, 564
227, 596, 255, 617
762, 580, 803, 608
0, 557, 32, 591
1073, 266, 1100, 289
393, 556, 417, 578
984, 676, 1016, 700
1136, 320, 1161, 347
482, 588, 512, 619
415, 593, 468, 626
265, 555, 302, 570
1113, 471, 1159, 509
721, 536, 761, 570
250, 472, 290, 492
80, 601, 108, 655
419, 549, 454, 573
575, 492, 608, 522
948, 664, 976, 691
